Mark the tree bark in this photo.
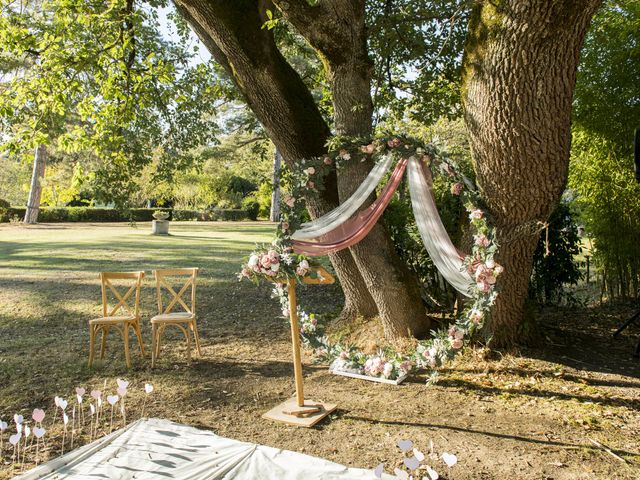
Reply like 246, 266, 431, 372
269, 147, 282, 222
174, 0, 378, 321
24, 144, 47, 224
461, 0, 602, 347
276, 0, 429, 338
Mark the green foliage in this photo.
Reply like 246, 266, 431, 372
0, 198, 9, 222
0, 0, 220, 207
569, 130, 640, 299
241, 197, 260, 221
569, 0, 640, 299
529, 202, 583, 305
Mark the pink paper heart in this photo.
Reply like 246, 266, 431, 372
75, 387, 86, 397
117, 387, 127, 397
90, 390, 102, 400
116, 379, 129, 390
32, 408, 45, 423
0, 421, 7, 431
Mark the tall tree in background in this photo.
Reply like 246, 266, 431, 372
0, 0, 218, 216
461, 0, 602, 346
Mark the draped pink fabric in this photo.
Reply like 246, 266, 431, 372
291, 158, 408, 256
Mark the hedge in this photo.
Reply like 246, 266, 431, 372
0, 207, 253, 223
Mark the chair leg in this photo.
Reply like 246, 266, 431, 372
155, 325, 164, 362
134, 322, 146, 357
151, 323, 157, 368
185, 325, 192, 363
88, 325, 96, 367
123, 324, 131, 368
192, 320, 202, 357
100, 326, 109, 359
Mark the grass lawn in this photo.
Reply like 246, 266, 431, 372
0, 222, 639, 479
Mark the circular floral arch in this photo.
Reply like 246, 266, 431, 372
241, 135, 502, 383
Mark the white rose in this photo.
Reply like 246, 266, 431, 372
298, 259, 310, 270
485, 258, 495, 269
383, 363, 394, 379
271, 263, 280, 272
248, 255, 259, 267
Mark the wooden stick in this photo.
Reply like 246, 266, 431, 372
287, 280, 305, 408
588, 437, 627, 463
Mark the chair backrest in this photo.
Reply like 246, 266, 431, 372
153, 268, 199, 315
99, 271, 145, 318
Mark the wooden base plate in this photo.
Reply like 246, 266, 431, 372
263, 398, 337, 428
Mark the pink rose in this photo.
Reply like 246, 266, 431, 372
474, 234, 490, 248
339, 149, 351, 160
451, 182, 463, 195
305, 167, 316, 175
339, 351, 348, 359
260, 255, 272, 268
387, 138, 401, 148
469, 209, 484, 220
241, 267, 251, 278
451, 338, 463, 349
281, 222, 290, 231
448, 326, 464, 340
360, 143, 376, 154
282, 308, 289, 317
494, 264, 504, 275
266, 269, 277, 277
308, 181, 315, 189
283, 195, 295, 208
469, 309, 483, 324
400, 361, 412, 372
475, 264, 496, 285
323, 156, 332, 165
477, 281, 491, 292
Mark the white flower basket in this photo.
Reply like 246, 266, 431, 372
329, 366, 408, 385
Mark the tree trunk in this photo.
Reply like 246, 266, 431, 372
269, 147, 282, 222
316, 2, 429, 338
175, 0, 378, 320
24, 144, 47, 224
461, 0, 602, 347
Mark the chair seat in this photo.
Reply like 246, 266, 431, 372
90, 315, 137, 324
151, 312, 195, 323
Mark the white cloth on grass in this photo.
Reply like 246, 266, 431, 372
16, 417, 392, 479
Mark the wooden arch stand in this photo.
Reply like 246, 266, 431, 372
263, 266, 337, 427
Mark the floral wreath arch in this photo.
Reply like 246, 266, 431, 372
240, 136, 502, 383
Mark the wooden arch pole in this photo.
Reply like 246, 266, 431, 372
263, 267, 337, 427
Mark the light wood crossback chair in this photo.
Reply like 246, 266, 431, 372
88, 271, 146, 369
151, 268, 201, 367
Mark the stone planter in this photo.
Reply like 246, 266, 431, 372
152, 219, 170, 235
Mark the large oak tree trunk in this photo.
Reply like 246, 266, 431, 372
24, 144, 47, 224
461, 0, 601, 347
278, 0, 429, 338
174, 0, 378, 321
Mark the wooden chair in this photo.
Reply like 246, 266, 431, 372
88, 271, 146, 368
151, 268, 201, 367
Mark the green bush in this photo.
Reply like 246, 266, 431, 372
242, 197, 260, 220
0, 199, 10, 222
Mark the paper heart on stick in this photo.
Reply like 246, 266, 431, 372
116, 379, 129, 390
54, 396, 61, 407
63, 413, 69, 425
144, 383, 153, 394
0, 420, 7, 431
403, 456, 420, 471
413, 448, 425, 462
76, 387, 86, 397
77, 394, 83, 404
24, 425, 31, 438
90, 404, 96, 415
58, 399, 68, 411
426, 465, 439, 480
397, 439, 413, 452
13, 414, 23, 425
90, 390, 102, 400
442, 452, 457, 468
107, 395, 119, 406
32, 408, 45, 423
393, 468, 408, 480
33, 427, 46, 439
9, 433, 21, 446
117, 387, 127, 397
373, 463, 384, 479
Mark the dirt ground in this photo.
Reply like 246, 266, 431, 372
0, 222, 639, 479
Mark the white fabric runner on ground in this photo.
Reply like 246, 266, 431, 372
407, 157, 473, 297
291, 153, 394, 241
16, 418, 392, 479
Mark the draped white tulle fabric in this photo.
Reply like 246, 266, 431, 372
407, 157, 473, 297
290, 153, 394, 241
